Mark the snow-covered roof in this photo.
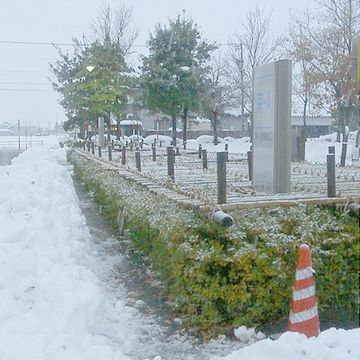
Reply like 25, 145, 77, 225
292, 116, 333, 126
119, 120, 143, 126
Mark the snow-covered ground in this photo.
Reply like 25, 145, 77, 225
0, 136, 358, 359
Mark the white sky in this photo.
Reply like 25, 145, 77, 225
0, 0, 317, 128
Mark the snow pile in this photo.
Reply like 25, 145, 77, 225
143, 134, 173, 146
0, 147, 140, 360
233, 326, 266, 344
212, 328, 360, 360
306, 131, 359, 165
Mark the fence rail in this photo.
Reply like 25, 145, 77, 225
0, 140, 44, 148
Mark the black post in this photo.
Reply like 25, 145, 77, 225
247, 150, 253, 181
167, 146, 175, 181
225, 143, 229, 161
135, 148, 141, 172
327, 146, 336, 197
111, 139, 114, 150
108, 145, 112, 161
91, 141, 95, 155
202, 149, 208, 170
87, 141, 91, 152
217, 151, 227, 204
198, 144, 202, 159
300, 128, 306, 161
340, 142, 347, 167
98, 145, 102, 158
121, 145, 126, 165
152, 145, 156, 161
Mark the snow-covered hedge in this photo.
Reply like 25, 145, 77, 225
69, 151, 359, 337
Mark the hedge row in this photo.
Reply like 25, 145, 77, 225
69, 151, 359, 337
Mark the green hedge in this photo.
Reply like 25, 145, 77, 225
69, 151, 359, 337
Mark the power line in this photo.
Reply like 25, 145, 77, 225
0, 81, 51, 85
0, 39, 148, 47
0, 39, 235, 48
0, 40, 73, 46
0, 88, 54, 92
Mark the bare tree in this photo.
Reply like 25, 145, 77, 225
91, 3, 138, 56
289, 1, 360, 144
226, 6, 282, 137
286, 25, 322, 139
201, 55, 235, 144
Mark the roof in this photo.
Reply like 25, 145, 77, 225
119, 120, 143, 126
292, 116, 333, 126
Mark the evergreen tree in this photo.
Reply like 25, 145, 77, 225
142, 14, 216, 147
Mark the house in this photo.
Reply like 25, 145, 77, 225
291, 115, 333, 137
0, 121, 15, 136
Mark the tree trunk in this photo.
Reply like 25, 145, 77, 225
182, 107, 188, 150
302, 98, 308, 139
213, 111, 218, 145
117, 118, 121, 140
107, 112, 111, 144
171, 114, 177, 147
336, 102, 344, 142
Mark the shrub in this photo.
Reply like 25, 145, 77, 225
68, 151, 359, 336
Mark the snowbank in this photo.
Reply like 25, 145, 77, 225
213, 328, 360, 360
0, 147, 138, 360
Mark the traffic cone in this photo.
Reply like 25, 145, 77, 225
288, 244, 320, 337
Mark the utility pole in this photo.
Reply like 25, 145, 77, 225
240, 41, 245, 118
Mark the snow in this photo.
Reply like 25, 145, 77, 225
0, 135, 358, 359
214, 328, 360, 360
0, 144, 139, 359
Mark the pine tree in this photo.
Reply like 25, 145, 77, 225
142, 14, 216, 147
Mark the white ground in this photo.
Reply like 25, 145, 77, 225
0, 135, 358, 360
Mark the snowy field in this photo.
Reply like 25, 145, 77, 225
0, 136, 359, 359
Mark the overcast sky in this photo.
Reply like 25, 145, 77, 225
0, 0, 317, 128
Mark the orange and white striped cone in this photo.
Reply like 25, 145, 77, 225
288, 243, 320, 338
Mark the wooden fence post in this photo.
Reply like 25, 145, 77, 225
225, 143, 229, 161
340, 142, 347, 167
135, 148, 141, 172
91, 141, 95, 155
152, 144, 156, 161
167, 146, 175, 181
108, 145, 112, 161
217, 151, 227, 204
327, 146, 336, 197
98, 145, 102, 158
198, 144, 202, 159
121, 145, 126, 165
247, 149, 253, 181
202, 149, 208, 170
